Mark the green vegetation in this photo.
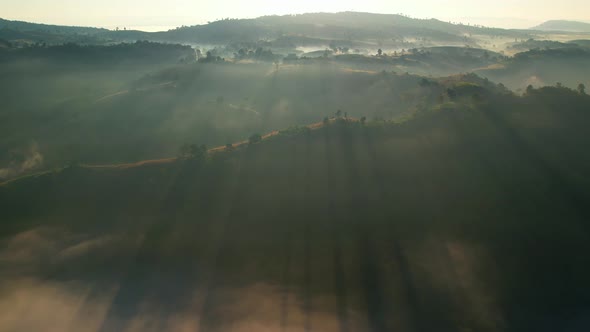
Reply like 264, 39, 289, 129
2, 11, 590, 332
2, 85, 590, 331
3, 57, 480, 174
476, 47, 590, 90
532, 20, 590, 32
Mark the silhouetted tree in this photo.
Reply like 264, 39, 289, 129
179, 143, 190, 159
377, 48, 383, 56
180, 143, 207, 162
578, 83, 586, 95
526, 84, 534, 95
336, 110, 342, 118
249, 134, 262, 144
360, 116, 367, 124
419, 78, 430, 87
191, 144, 207, 161
446, 88, 457, 100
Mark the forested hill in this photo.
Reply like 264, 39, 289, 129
0, 17, 106, 34
1, 12, 531, 45
0, 18, 110, 45
2, 84, 590, 331
532, 20, 590, 32
154, 12, 527, 43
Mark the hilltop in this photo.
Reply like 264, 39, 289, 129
2, 83, 590, 331
0, 17, 106, 34
154, 12, 522, 43
531, 20, 590, 32
1, 12, 533, 47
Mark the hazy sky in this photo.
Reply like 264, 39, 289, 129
1, 0, 589, 31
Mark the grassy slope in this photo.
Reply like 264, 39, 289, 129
0, 62, 440, 170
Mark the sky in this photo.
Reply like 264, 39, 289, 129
1, 0, 589, 31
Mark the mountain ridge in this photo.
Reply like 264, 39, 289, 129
531, 20, 590, 32
1, 11, 532, 45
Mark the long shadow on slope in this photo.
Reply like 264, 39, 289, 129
331, 124, 387, 332
91, 160, 232, 332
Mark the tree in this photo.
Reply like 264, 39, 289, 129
446, 88, 457, 100
526, 84, 534, 95
377, 48, 383, 56
255, 47, 263, 57
419, 78, 430, 87
249, 134, 262, 144
179, 143, 191, 159
335, 110, 342, 118
191, 144, 207, 161
323, 117, 330, 125
556, 82, 563, 88
578, 83, 586, 95
360, 116, 367, 125
180, 144, 207, 162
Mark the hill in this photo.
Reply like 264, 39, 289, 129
1, 84, 590, 331
531, 20, 590, 32
153, 12, 529, 46
0, 18, 106, 34
1, 12, 533, 47
0, 18, 109, 45
0, 60, 489, 174
476, 47, 590, 90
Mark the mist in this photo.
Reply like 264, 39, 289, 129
1, 9, 590, 332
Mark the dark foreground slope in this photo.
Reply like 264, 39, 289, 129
1, 88, 590, 332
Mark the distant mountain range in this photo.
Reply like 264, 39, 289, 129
0, 18, 106, 34
531, 20, 590, 32
1, 12, 532, 46
3, 13, 590, 49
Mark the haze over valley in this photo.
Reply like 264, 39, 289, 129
1, 5, 590, 332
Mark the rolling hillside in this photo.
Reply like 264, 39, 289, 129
1, 85, 590, 331
532, 20, 590, 32
1, 12, 533, 46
